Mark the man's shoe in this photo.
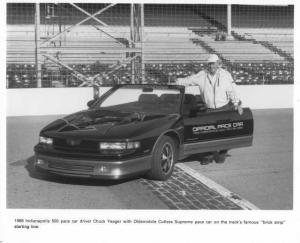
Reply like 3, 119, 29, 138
200, 154, 213, 165
214, 151, 228, 163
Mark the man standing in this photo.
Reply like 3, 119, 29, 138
176, 54, 243, 164
177, 54, 243, 112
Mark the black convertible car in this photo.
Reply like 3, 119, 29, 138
34, 84, 253, 180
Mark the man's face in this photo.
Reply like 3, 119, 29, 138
207, 62, 219, 75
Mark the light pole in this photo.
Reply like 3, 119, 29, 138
35, 3, 42, 87
227, 4, 233, 40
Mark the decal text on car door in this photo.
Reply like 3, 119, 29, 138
192, 121, 244, 134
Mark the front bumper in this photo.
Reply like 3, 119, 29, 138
34, 153, 152, 179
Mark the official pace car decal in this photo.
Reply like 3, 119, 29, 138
192, 121, 244, 135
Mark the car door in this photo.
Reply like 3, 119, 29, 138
182, 88, 253, 156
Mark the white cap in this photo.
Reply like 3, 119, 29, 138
207, 54, 219, 63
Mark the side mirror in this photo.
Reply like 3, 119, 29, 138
87, 99, 96, 108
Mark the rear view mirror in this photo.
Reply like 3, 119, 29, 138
142, 87, 153, 92
93, 85, 100, 99
87, 99, 96, 108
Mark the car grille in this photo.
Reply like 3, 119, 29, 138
53, 137, 99, 153
48, 161, 95, 173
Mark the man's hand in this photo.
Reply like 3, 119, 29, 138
175, 78, 192, 87
235, 104, 243, 115
175, 78, 183, 85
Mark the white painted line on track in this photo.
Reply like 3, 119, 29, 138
176, 163, 259, 210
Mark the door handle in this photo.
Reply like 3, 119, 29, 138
217, 119, 232, 123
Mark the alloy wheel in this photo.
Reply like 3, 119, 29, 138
160, 142, 174, 174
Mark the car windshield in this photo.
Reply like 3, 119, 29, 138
96, 85, 182, 114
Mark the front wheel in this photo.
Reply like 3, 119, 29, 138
147, 136, 178, 181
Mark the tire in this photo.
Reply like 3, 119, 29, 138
147, 136, 178, 181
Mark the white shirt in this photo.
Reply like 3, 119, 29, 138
177, 68, 241, 109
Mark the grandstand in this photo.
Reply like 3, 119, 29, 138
233, 28, 294, 58
193, 35, 285, 62
7, 26, 209, 64
144, 27, 209, 63
6, 3, 294, 88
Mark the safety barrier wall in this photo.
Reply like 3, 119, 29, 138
6, 85, 293, 117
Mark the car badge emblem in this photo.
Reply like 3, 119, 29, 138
66, 139, 81, 146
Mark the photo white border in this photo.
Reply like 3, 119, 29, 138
1, 0, 299, 242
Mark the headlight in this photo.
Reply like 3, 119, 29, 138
99, 141, 140, 150
39, 136, 53, 145
126, 141, 140, 149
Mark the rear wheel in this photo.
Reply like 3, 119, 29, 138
147, 136, 178, 181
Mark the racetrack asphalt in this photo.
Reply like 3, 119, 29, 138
184, 109, 293, 209
6, 109, 293, 209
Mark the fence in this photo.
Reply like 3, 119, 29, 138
6, 3, 294, 88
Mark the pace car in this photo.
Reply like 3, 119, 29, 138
34, 84, 253, 180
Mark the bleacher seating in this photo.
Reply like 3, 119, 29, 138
7, 25, 130, 65
145, 62, 293, 85
144, 27, 209, 63
6, 64, 36, 88
230, 62, 293, 84
190, 5, 294, 62
233, 28, 294, 58
194, 35, 285, 62
6, 4, 294, 88
6, 60, 294, 88
7, 26, 209, 65
7, 25, 35, 64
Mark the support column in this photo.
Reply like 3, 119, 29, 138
58, 4, 62, 47
130, 4, 135, 84
227, 4, 232, 37
140, 4, 145, 83
35, 3, 42, 87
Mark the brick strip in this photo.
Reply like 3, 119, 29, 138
177, 163, 259, 210
140, 164, 257, 210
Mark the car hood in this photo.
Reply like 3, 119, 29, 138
41, 109, 180, 140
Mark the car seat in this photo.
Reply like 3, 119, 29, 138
159, 94, 180, 103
